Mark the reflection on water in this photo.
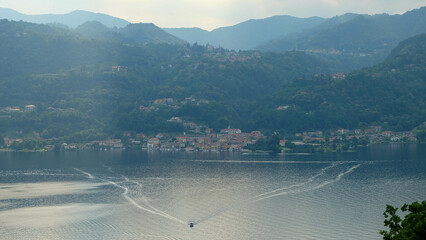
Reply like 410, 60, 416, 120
0, 182, 104, 200
0, 204, 111, 228
0, 144, 425, 239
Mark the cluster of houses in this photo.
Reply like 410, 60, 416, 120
139, 97, 209, 112
137, 125, 417, 152
1, 122, 420, 152
146, 128, 265, 152
331, 73, 346, 80
276, 105, 290, 111
44, 139, 125, 151
3, 137, 23, 146
46, 107, 77, 112
303, 48, 371, 58
201, 44, 257, 63
111, 66, 128, 72
289, 126, 417, 147
0, 105, 82, 114
1, 105, 36, 113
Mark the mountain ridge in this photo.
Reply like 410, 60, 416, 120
257, 6, 426, 72
0, 7, 129, 28
248, 33, 426, 132
75, 21, 186, 45
0, 10, 424, 140
164, 15, 326, 50
0, 19, 330, 139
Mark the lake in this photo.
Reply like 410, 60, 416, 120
0, 144, 425, 239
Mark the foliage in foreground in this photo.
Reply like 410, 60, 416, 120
380, 201, 426, 240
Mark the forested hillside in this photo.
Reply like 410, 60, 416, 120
258, 7, 426, 72
0, 7, 129, 28
75, 21, 186, 45
0, 19, 425, 143
0, 20, 329, 141
249, 33, 426, 133
164, 15, 325, 50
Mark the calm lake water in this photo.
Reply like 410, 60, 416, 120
0, 144, 425, 240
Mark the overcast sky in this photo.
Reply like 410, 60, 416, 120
1, 0, 425, 30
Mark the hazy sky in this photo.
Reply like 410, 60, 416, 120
1, 0, 425, 30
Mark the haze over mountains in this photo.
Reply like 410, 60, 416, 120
2, 6, 425, 72
0, 18, 331, 138
0, 6, 425, 142
75, 21, 186, 45
249, 33, 426, 132
258, 7, 426, 71
0, 7, 129, 28
0, 7, 185, 45
166, 7, 426, 71
164, 16, 326, 50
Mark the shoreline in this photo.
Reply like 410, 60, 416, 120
0, 142, 422, 154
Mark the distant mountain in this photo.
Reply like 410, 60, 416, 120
0, 7, 129, 28
1, 17, 425, 139
256, 13, 360, 54
249, 33, 426, 132
117, 23, 186, 45
0, 19, 130, 76
164, 15, 326, 50
0, 18, 186, 78
1, 14, 425, 140
163, 27, 210, 46
75, 21, 186, 45
258, 7, 426, 72
75, 21, 124, 42
0, 7, 186, 45
0, 19, 329, 139
384, 33, 426, 69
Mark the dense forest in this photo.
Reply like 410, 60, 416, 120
250, 33, 426, 133
0, 20, 424, 142
258, 7, 426, 72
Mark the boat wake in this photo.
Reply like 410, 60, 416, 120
75, 163, 361, 228
193, 163, 361, 225
74, 168, 94, 179
74, 168, 187, 226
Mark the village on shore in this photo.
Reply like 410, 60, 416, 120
1, 115, 422, 153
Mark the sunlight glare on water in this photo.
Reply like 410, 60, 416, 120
0, 145, 425, 239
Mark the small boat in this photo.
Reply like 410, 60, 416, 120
189, 223, 194, 228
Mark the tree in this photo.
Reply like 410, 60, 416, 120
380, 201, 426, 240
415, 130, 426, 142
10, 141, 24, 151
267, 134, 281, 153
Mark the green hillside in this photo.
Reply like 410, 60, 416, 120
0, 20, 329, 141
164, 15, 325, 50
75, 21, 186, 45
0, 8, 129, 28
258, 7, 426, 72
0, 19, 424, 143
250, 33, 426, 133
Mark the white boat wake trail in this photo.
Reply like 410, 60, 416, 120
124, 178, 178, 224
74, 168, 187, 226
74, 168, 94, 179
252, 163, 361, 202
194, 163, 361, 225
101, 167, 179, 223
75, 163, 361, 228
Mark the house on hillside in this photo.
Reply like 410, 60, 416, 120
220, 128, 242, 135
112, 66, 128, 72
168, 117, 183, 123
25, 105, 36, 112
147, 138, 160, 149
276, 105, 289, 111
280, 140, 288, 147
